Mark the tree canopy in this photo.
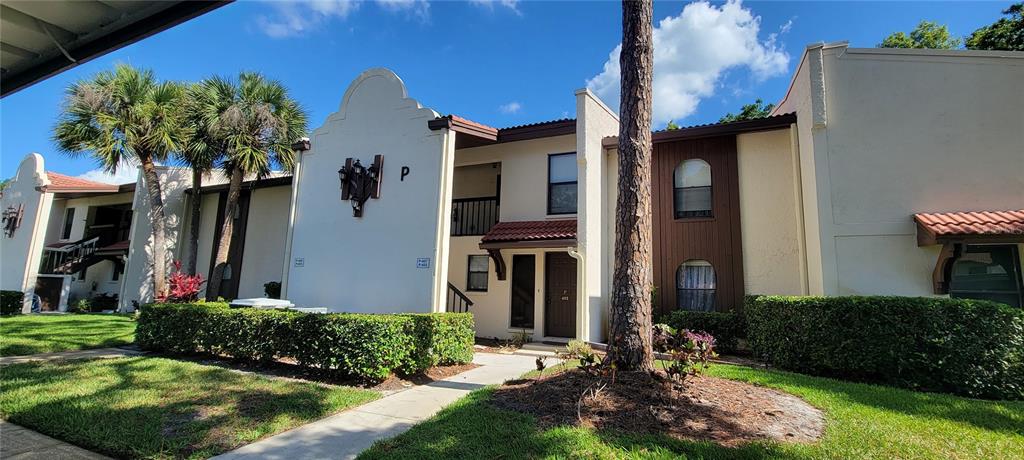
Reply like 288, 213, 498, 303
719, 99, 775, 123
878, 21, 962, 49
966, 2, 1024, 51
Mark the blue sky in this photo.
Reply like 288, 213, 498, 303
0, 0, 1007, 182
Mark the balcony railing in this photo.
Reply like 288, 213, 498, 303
451, 196, 499, 236
40, 236, 99, 274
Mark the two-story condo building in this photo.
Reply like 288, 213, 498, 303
3, 43, 1021, 343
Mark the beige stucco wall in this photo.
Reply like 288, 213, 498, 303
777, 45, 1024, 296
54, 192, 134, 243
452, 163, 499, 199
455, 134, 576, 222
236, 186, 290, 298
736, 129, 807, 295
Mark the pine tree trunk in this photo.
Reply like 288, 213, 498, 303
607, 0, 655, 372
205, 167, 243, 301
140, 158, 169, 300
186, 168, 202, 275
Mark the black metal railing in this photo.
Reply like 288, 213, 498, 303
451, 196, 499, 236
40, 236, 99, 274
446, 282, 474, 313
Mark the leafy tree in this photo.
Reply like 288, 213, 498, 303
719, 99, 775, 123
879, 21, 962, 49
608, 0, 656, 372
665, 120, 681, 130
54, 64, 186, 299
178, 83, 225, 275
967, 3, 1024, 51
192, 73, 308, 301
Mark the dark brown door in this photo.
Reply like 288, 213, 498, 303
544, 252, 577, 338
34, 277, 63, 312
208, 191, 251, 300
510, 255, 535, 329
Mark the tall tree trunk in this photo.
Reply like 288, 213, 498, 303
607, 0, 655, 372
186, 168, 203, 275
205, 166, 243, 301
140, 158, 169, 300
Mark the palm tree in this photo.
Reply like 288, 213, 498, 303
192, 73, 308, 300
178, 83, 225, 275
607, 0, 656, 371
54, 64, 186, 299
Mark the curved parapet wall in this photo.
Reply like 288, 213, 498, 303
284, 68, 454, 312
0, 154, 54, 309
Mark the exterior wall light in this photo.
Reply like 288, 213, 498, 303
338, 154, 383, 217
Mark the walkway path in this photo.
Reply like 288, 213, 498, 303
0, 347, 142, 366
213, 352, 547, 460
0, 421, 110, 460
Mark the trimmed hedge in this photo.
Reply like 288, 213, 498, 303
659, 310, 746, 353
747, 295, 1024, 400
136, 303, 475, 380
1, 290, 23, 316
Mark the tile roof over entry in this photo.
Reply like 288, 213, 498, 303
914, 210, 1024, 245
45, 172, 120, 192
481, 219, 577, 244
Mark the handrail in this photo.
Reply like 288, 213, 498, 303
446, 282, 473, 313
40, 236, 100, 274
451, 196, 499, 236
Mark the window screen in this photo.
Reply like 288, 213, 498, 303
467, 255, 489, 291
548, 153, 577, 214
676, 260, 716, 311
673, 159, 712, 218
950, 245, 1023, 307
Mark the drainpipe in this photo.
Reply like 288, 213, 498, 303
567, 246, 587, 341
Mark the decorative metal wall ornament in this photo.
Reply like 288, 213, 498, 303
338, 154, 383, 217
2, 203, 24, 238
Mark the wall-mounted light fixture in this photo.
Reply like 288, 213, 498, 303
338, 154, 383, 217
1, 203, 24, 238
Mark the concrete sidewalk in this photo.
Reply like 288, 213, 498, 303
213, 352, 547, 460
0, 347, 142, 366
0, 421, 110, 460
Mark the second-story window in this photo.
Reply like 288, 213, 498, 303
673, 159, 712, 218
548, 152, 577, 215
61, 207, 76, 240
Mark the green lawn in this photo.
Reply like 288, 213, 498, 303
0, 357, 379, 459
361, 363, 1024, 460
0, 314, 137, 356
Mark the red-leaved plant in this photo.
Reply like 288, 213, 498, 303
157, 260, 206, 303
653, 324, 718, 383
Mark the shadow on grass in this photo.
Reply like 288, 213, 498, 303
0, 357, 372, 459
360, 388, 801, 460
713, 366, 1024, 436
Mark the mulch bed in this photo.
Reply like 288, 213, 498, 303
491, 368, 824, 447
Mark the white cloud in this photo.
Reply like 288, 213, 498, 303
77, 166, 140, 185
469, 0, 521, 15
375, 0, 430, 22
586, 0, 789, 125
256, 0, 359, 38
499, 101, 522, 114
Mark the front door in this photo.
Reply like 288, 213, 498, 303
544, 252, 577, 338
35, 276, 63, 312
510, 254, 535, 329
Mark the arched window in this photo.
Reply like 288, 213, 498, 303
673, 159, 712, 218
676, 260, 716, 311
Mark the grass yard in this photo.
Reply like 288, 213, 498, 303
0, 357, 379, 459
0, 314, 136, 356
361, 363, 1024, 460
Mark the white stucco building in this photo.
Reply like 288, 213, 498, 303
3, 43, 1021, 342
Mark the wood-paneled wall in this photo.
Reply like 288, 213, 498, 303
651, 135, 744, 316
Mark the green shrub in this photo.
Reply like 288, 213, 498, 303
0, 290, 23, 316
660, 310, 746, 353
136, 303, 475, 381
747, 295, 1024, 400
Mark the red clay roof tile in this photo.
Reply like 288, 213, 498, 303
914, 210, 1024, 237
46, 172, 121, 192
481, 219, 577, 243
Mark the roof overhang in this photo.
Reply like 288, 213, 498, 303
602, 113, 797, 148
193, 175, 293, 194
2, 1, 231, 98
914, 210, 1024, 246
429, 116, 577, 149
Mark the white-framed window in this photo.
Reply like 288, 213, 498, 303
548, 152, 577, 215
673, 159, 712, 218
676, 260, 716, 311
467, 255, 489, 292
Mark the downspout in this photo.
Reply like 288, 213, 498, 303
567, 245, 587, 340
280, 138, 310, 300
